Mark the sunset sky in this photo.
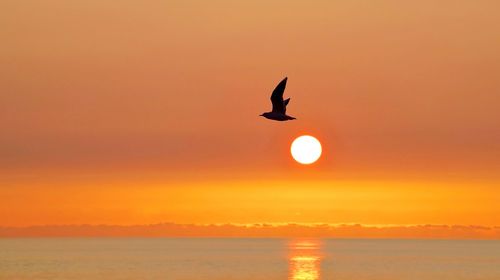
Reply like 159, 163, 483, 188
1, 1, 499, 233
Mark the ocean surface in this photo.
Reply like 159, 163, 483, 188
0, 238, 499, 280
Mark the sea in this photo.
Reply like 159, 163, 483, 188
0, 238, 499, 279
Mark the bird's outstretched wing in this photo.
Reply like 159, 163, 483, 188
271, 77, 287, 113
283, 98, 290, 113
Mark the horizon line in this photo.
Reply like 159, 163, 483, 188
1, 222, 498, 239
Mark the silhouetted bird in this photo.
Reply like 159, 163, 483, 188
260, 77, 296, 121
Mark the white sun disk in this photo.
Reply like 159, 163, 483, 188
291, 135, 322, 164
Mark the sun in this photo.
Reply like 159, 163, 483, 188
290, 135, 322, 164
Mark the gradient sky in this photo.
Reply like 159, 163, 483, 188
1, 1, 499, 229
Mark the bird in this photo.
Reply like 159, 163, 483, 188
260, 77, 296, 121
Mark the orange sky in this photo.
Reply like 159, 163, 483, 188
1, 1, 499, 232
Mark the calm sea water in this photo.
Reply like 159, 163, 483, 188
0, 238, 499, 280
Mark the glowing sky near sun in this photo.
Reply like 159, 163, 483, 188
1, 0, 499, 231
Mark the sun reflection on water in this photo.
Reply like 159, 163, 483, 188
288, 239, 322, 280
